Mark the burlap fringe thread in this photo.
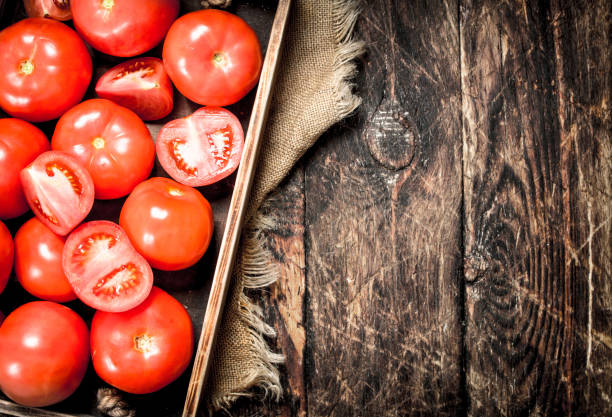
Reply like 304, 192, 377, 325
209, 0, 365, 412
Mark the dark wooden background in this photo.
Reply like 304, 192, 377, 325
227, 0, 612, 416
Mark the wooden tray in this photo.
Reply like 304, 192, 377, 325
0, 1, 291, 416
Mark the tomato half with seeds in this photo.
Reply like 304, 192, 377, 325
20, 151, 94, 236
156, 107, 244, 187
0, 18, 92, 122
91, 287, 193, 394
0, 301, 89, 407
0, 118, 49, 220
119, 177, 213, 271
24, 0, 72, 21
14, 218, 75, 302
0, 221, 13, 295
63, 220, 153, 312
51, 99, 155, 200
95, 57, 173, 121
71, 0, 179, 57
163, 9, 262, 106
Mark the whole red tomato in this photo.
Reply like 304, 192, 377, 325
14, 218, 76, 302
24, 0, 72, 21
0, 221, 13, 295
156, 107, 244, 187
119, 177, 214, 271
95, 57, 173, 121
0, 301, 89, 407
0, 118, 49, 220
163, 9, 262, 106
0, 18, 92, 122
71, 0, 179, 57
91, 287, 193, 394
51, 99, 155, 200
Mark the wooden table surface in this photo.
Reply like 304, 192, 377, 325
225, 0, 612, 416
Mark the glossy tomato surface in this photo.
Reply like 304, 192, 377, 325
20, 151, 94, 236
14, 217, 75, 302
163, 9, 262, 106
0, 301, 89, 407
0, 18, 92, 122
71, 0, 179, 57
63, 220, 153, 312
91, 287, 193, 394
95, 57, 173, 121
0, 221, 13, 295
156, 107, 244, 187
51, 99, 155, 199
24, 0, 72, 21
119, 177, 213, 271
0, 119, 49, 220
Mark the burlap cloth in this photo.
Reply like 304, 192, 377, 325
203, 0, 365, 413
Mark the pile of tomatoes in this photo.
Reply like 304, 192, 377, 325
0, 0, 262, 408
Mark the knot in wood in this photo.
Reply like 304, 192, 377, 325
365, 97, 417, 170
201, 0, 231, 8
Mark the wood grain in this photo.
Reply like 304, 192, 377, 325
304, 0, 464, 415
461, 0, 611, 415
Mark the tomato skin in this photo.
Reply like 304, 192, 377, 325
51, 99, 155, 200
163, 9, 262, 106
20, 151, 95, 236
91, 287, 193, 394
24, 0, 72, 21
95, 57, 173, 121
0, 18, 92, 122
71, 0, 179, 57
63, 220, 153, 313
0, 221, 13, 295
0, 301, 89, 407
119, 177, 214, 271
14, 218, 76, 302
156, 107, 244, 187
0, 119, 50, 220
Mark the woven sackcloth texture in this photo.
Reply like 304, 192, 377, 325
204, 0, 365, 412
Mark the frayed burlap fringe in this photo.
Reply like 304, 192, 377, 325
208, 0, 364, 413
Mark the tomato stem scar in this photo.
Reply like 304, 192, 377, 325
167, 187, 183, 197
92, 137, 106, 149
102, 0, 114, 10
212, 52, 227, 68
19, 59, 34, 75
134, 334, 154, 354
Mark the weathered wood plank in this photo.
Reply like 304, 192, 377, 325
304, 0, 464, 415
461, 0, 611, 415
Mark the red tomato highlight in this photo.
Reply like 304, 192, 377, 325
156, 107, 244, 187
14, 218, 76, 302
95, 57, 173, 121
119, 177, 214, 271
0, 119, 49, 220
91, 287, 193, 394
0, 302, 89, 407
163, 9, 262, 106
63, 221, 153, 312
51, 99, 155, 200
20, 151, 95, 236
71, 0, 180, 57
0, 18, 92, 122
0, 221, 13, 295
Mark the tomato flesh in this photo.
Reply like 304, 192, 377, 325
14, 218, 76, 302
63, 221, 153, 312
90, 287, 193, 394
0, 302, 89, 407
96, 57, 173, 121
156, 107, 244, 187
0, 221, 13, 295
20, 151, 94, 236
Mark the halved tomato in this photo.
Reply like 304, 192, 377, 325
20, 151, 94, 236
14, 217, 76, 302
62, 221, 153, 312
156, 107, 244, 186
24, 0, 72, 21
95, 57, 173, 121
0, 221, 13, 295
